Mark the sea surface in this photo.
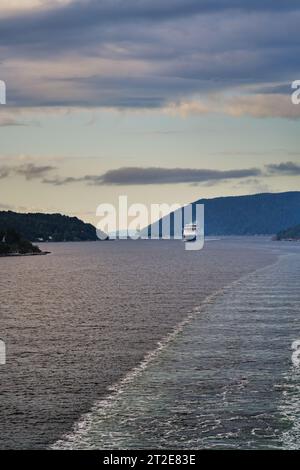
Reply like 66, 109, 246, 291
0, 238, 299, 449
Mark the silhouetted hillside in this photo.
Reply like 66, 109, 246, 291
0, 228, 42, 255
0, 211, 106, 242
276, 224, 300, 241
146, 191, 300, 236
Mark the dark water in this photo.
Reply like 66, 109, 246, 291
0, 239, 299, 449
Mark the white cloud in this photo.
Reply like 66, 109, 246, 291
164, 93, 300, 120
0, 0, 71, 14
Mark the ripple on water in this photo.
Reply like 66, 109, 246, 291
53, 253, 300, 450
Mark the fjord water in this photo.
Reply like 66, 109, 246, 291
0, 239, 299, 449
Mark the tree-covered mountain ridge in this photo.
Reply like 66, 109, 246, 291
146, 191, 300, 236
0, 211, 107, 242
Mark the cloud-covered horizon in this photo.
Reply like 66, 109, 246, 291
1, 0, 300, 116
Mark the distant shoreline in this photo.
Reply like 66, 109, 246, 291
277, 238, 300, 242
0, 251, 51, 258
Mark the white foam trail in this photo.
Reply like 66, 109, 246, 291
52, 255, 284, 449
51, 288, 225, 449
278, 369, 300, 449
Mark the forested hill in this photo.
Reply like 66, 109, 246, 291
146, 191, 300, 236
0, 228, 42, 255
0, 211, 106, 242
276, 224, 300, 241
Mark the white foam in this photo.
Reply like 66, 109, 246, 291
52, 255, 285, 449
51, 288, 225, 449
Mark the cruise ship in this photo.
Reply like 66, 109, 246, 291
183, 223, 198, 242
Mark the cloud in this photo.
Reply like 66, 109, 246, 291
163, 93, 300, 120
266, 161, 300, 175
1, 1, 300, 111
15, 163, 56, 179
0, 162, 56, 180
0, 1, 70, 14
43, 166, 262, 186
2, 159, 299, 186
43, 176, 82, 185
3, 90, 299, 122
40, 160, 300, 186
234, 178, 272, 194
98, 166, 264, 185
222, 94, 300, 120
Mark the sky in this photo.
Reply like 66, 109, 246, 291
0, 0, 300, 227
